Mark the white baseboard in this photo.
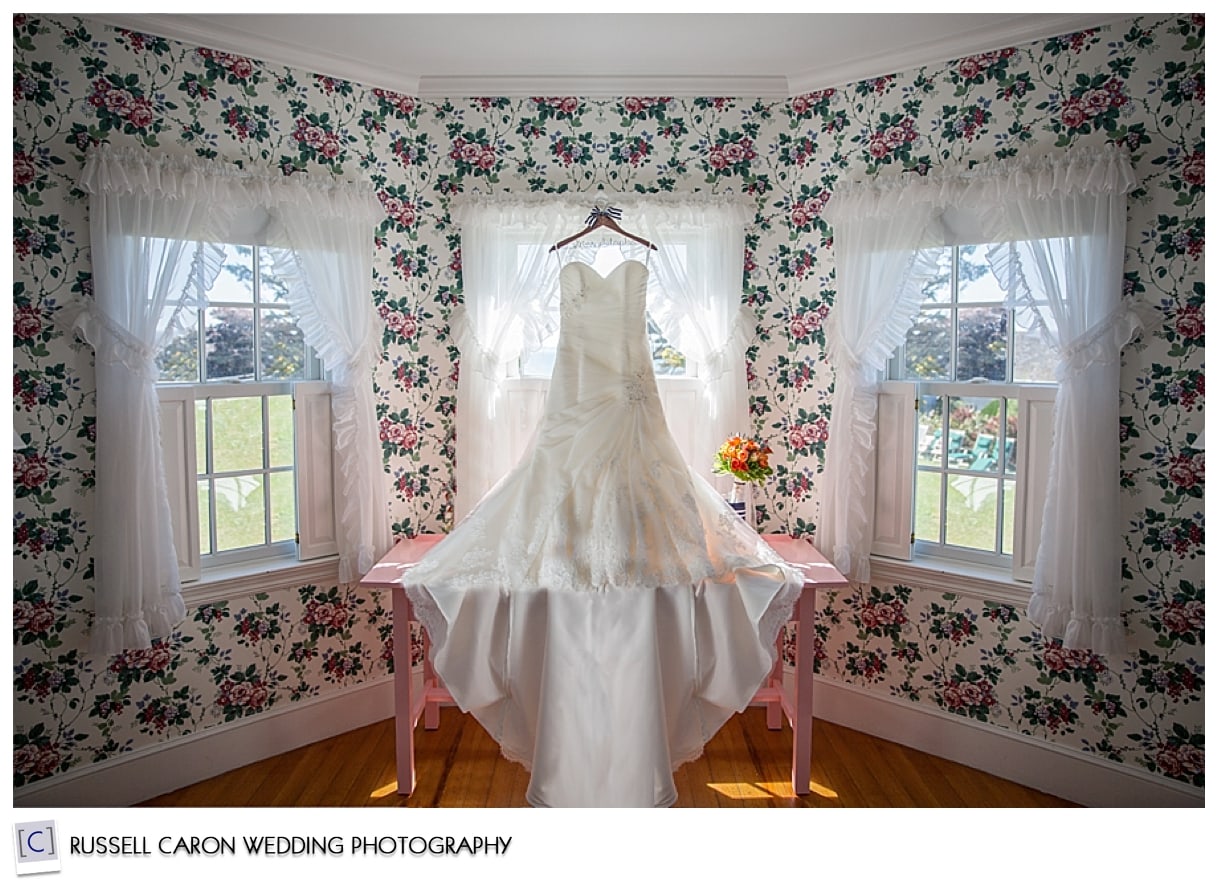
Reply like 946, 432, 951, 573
14, 677, 396, 808
15, 672, 1202, 809
810, 676, 1203, 808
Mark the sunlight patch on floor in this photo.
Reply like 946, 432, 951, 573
708, 782, 772, 799
708, 781, 838, 800
370, 781, 401, 799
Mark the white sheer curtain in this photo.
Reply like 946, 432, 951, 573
76, 153, 228, 655
636, 200, 753, 489
449, 194, 754, 517
449, 200, 566, 518
817, 197, 942, 582
77, 145, 388, 652
817, 144, 1136, 652
269, 196, 391, 583
984, 148, 1138, 654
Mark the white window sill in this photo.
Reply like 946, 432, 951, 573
868, 555, 1030, 607
181, 556, 341, 607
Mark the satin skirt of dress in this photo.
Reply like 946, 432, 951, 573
401, 457, 801, 808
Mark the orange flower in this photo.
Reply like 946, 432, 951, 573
713, 433, 775, 485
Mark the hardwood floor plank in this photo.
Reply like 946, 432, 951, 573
738, 709, 816, 808
448, 716, 498, 807
334, 720, 395, 807
817, 720, 897, 807
139, 708, 1077, 810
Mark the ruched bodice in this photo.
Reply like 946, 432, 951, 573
548, 260, 658, 415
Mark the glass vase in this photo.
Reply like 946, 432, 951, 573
729, 480, 752, 525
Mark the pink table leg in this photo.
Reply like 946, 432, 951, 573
391, 589, 416, 796
791, 587, 815, 795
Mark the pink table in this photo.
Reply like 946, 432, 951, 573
359, 533, 847, 797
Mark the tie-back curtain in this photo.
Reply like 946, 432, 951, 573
635, 202, 752, 490
268, 207, 390, 584
818, 144, 1136, 653
983, 155, 1138, 654
816, 207, 943, 583
77, 145, 389, 653
449, 193, 754, 517
448, 200, 567, 518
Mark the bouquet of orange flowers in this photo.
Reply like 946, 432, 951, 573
713, 435, 774, 484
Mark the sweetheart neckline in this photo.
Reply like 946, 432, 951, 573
561, 259, 648, 284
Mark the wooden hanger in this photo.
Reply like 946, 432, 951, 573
550, 205, 657, 252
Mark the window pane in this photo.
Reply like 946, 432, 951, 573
208, 243, 255, 304
205, 307, 255, 380
915, 469, 942, 545
194, 400, 208, 474
917, 394, 944, 466
957, 244, 1006, 304
157, 333, 200, 382
945, 474, 998, 551
647, 313, 686, 375
258, 248, 293, 304
948, 396, 979, 468
1002, 478, 1016, 555
211, 396, 264, 473
261, 308, 307, 379
520, 346, 557, 379
954, 307, 1007, 381
267, 395, 294, 468
214, 474, 266, 551
920, 247, 952, 304
1013, 305, 1057, 382
198, 479, 211, 556
269, 471, 295, 543
905, 309, 951, 379
968, 399, 1003, 474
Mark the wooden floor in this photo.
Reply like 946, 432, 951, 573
140, 708, 1074, 808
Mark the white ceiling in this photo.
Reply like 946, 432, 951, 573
90, 12, 1129, 97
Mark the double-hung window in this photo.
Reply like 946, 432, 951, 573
875, 243, 1057, 580
155, 242, 336, 582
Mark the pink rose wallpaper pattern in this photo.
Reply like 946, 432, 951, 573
13, 14, 1203, 795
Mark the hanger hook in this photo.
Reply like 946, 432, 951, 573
585, 205, 622, 226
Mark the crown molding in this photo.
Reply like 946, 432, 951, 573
85, 13, 421, 96
85, 12, 1134, 102
786, 13, 1132, 95
417, 75, 790, 98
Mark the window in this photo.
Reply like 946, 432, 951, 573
156, 243, 336, 581
877, 243, 1056, 577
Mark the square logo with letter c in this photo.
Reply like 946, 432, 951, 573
13, 821, 60, 875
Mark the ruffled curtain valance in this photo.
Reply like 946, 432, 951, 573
825, 144, 1137, 225
450, 190, 753, 226
817, 144, 1137, 654
79, 145, 383, 219
77, 144, 389, 654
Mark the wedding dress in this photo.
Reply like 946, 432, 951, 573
401, 254, 803, 807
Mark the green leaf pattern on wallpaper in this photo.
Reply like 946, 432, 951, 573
12, 13, 1203, 791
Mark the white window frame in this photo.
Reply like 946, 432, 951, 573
875, 244, 1057, 584
154, 242, 338, 594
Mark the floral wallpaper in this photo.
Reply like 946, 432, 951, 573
13, 13, 1203, 796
